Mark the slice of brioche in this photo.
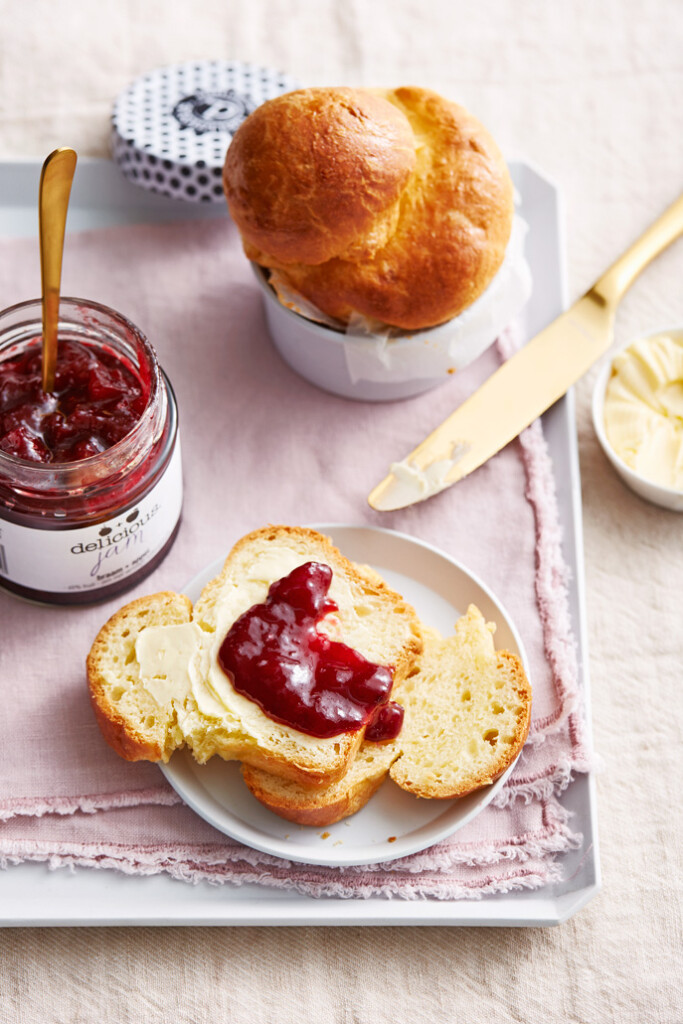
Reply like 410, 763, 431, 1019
242, 739, 400, 826
185, 525, 422, 784
86, 526, 423, 787
87, 591, 193, 763
389, 605, 532, 799
241, 606, 532, 823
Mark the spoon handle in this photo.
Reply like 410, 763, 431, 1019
39, 147, 77, 393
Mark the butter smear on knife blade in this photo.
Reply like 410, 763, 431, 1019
388, 442, 471, 503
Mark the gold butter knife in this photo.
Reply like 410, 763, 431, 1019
369, 191, 683, 511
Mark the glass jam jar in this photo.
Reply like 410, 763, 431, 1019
0, 297, 182, 604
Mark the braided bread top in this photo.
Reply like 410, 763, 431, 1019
223, 86, 514, 330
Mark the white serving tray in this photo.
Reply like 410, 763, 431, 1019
0, 158, 600, 926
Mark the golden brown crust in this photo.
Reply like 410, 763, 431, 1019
223, 85, 514, 329
88, 696, 163, 763
241, 735, 399, 825
223, 88, 416, 266
234, 733, 365, 789
241, 762, 388, 826
86, 592, 193, 762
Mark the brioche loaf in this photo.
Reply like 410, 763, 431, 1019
242, 606, 532, 824
87, 526, 423, 786
223, 85, 514, 330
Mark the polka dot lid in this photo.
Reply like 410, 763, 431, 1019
111, 60, 300, 203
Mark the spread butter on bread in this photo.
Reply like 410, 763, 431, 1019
87, 526, 423, 787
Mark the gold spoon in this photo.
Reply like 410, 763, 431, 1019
39, 147, 77, 393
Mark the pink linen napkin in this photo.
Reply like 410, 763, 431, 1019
0, 217, 591, 898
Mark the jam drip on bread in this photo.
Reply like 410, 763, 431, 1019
218, 561, 404, 740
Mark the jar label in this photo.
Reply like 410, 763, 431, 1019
0, 442, 183, 595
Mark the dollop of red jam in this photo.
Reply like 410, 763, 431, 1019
218, 561, 404, 741
0, 338, 148, 463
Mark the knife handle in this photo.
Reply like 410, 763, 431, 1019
593, 191, 683, 306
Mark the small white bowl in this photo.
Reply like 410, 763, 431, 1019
252, 216, 532, 402
591, 330, 683, 512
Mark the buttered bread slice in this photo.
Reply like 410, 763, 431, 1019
87, 526, 423, 786
242, 606, 532, 823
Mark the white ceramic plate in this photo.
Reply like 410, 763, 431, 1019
159, 524, 528, 868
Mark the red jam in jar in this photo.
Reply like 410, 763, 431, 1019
218, 561, 404, 741
0, 297, 182, 605
0, 338, 149, 463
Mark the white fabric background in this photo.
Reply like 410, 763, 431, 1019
1, 0, 682, 1021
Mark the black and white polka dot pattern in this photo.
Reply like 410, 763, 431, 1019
111, 60, 300, 203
